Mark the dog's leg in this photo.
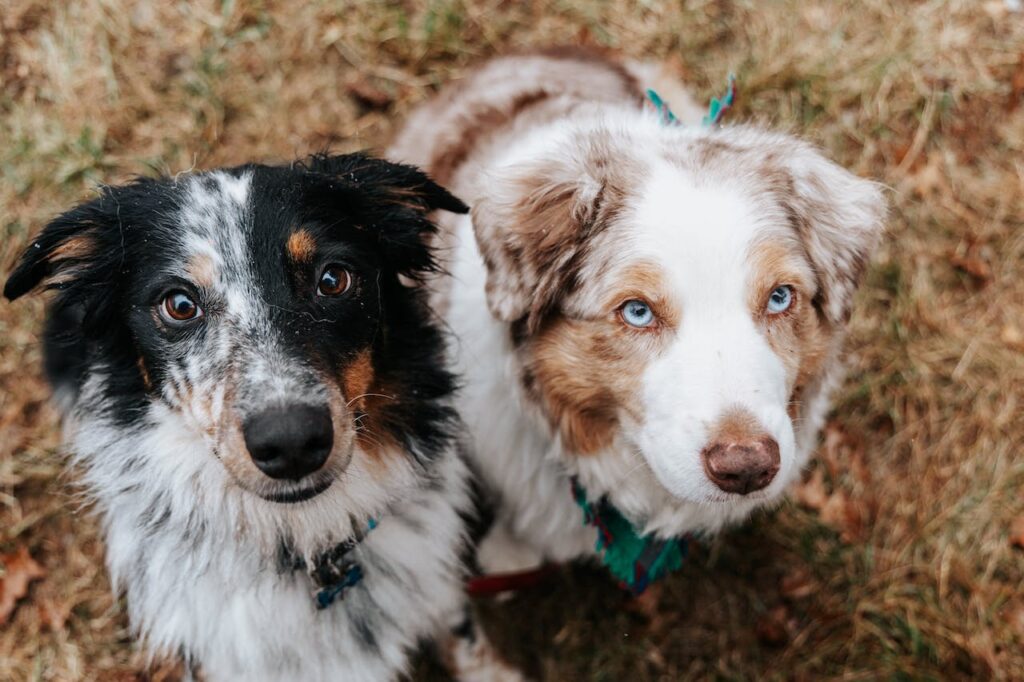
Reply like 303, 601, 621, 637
475, 521, 543, 575
437, 604, 526, 682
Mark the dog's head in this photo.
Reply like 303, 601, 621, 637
473, 122, 885, 527
5, 153, 465, 509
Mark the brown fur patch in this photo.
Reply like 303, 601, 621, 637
429, 90, 551, 187
605, 261, 681, 330
286, 229, 316, 264
50, 234, 95, 262
185, 252, 217, 288
136, 355, 152, 392
522, 312, 658, 454
341, 350, 375, 411
338, 351, 402, 461
747, 239, 833, 417
707, 408, 768, 444
473, 142, 639, 330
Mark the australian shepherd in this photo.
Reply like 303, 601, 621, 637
389, 50, 886, 577
4, 154, 520, 681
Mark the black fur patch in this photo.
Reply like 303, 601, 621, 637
4, 153, 466, 460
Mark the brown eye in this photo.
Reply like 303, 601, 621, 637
317, 266, 351, 297
160, 291, 202, 323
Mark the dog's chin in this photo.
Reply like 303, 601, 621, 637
258, 475, 336, 504
226, 472, 338, 505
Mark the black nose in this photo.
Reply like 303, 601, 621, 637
243, 405, 333, 480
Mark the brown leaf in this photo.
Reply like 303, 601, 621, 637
1008, 52, 1024, 112
755, 605, 790, 647
1001, 324, 1024, 350
1010, 517, 1024, 549
779, 567, 817, 601
0, 546, 46, 625
345, 77, 392, 110
794, 468, 828, 511
37, 594, 71, 632
820, 490, 866, 543
949, 253, 993, 282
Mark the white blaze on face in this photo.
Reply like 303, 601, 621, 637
628, 161, 796, 503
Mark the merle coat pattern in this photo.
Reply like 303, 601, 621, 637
5, 154, 519, 682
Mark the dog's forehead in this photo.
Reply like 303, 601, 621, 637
624, 161, 774, 306
176, 170, 254, 265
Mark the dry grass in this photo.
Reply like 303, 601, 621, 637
1, 1, 1022, 679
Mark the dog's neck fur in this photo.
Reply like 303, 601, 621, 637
63, 378, 471, 681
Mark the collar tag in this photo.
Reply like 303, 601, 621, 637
307, 517, 377, 610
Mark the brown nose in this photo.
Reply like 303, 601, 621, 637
701, 436, 780, 495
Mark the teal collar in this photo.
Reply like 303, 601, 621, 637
571, 478, 688, 595
646, 73, 737, 127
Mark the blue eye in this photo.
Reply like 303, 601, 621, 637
766, 286, 794, 314
621, 299, 655, 328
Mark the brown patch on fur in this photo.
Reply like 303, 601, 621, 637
337, 352, 401, 462
136, 355, 152, 392
355, 388, 402, 462
606, 261, 681, 330
341, 350, 374, 411
473, 144, 638, 330
286, 229, 316, 264
530, 45, 644, 103
522, 313, 655, 454
185, 252, 217, 288
429, 90, 551, 187
49, 234, 95, 262
38, 235, 97, 289
707, 408, 768, 444
747, 239, 834, 417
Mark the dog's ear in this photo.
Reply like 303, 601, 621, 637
305, 153, 468, 278
4, 193, 120, 302
771, 143, 887, 326
472, 148, 615, 331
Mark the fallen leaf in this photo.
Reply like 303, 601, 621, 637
1007, 52, 1024, 111
1007, 601, 1024, 638
794, 468, 828, 511
1010, 517, 1024, 549
37, 594, 71, 632
0, 546, 46, 625
345, 77, 392, 110
950, 253, 993, 282
755, 605, 790, 647
1001, 324, 1024, 350
820, 490, 866, 543
780, 567, 816, 601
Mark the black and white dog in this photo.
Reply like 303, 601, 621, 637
4, 154, 519, 681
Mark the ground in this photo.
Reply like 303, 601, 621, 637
1, 1, 1022, 679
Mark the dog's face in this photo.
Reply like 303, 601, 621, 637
5, 154, 465, 507
473, 124, 885, 518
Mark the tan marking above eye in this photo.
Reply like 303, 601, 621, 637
287, 229, 317, 263
186, 253, 217, 289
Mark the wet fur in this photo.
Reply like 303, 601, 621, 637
4, 154, 519, 681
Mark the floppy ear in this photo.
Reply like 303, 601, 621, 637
472, 149, 616, 331
4, 194, 118, 302
774, 144, 887, 326
304, 152, 468, 278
